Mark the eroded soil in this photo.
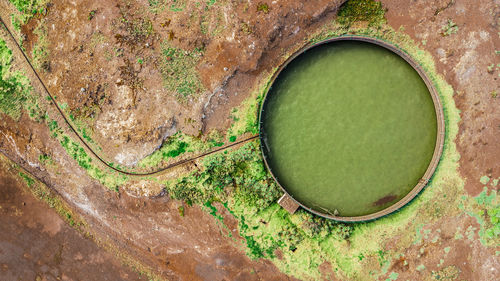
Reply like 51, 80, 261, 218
0, 0, 499, 280
0, 163, 144, 281
15, 0, 344, 167
384, 0, 500, 196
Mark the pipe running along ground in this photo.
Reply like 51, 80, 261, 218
0, 16, 258, 177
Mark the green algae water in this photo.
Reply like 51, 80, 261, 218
261, 41, 437, 217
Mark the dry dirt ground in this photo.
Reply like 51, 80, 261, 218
10, 0, 344, 168
0, 162, 145, 281
0, 0, 499, 280
384, 0, 500, 197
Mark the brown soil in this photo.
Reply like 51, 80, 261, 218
381, 215, 499, 281
0, 0, 499, 280
0, 163, 144, 281
377, 0, 500, 279
15, 0, 344, 168
384, 0, 500, 196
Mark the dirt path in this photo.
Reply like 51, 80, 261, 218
0, 162, 145, 281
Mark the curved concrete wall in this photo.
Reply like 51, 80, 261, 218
259, 36, 445, 222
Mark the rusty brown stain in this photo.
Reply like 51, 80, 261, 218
373, 194, 398, 206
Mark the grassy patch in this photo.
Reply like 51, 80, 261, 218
337, 0, 386, 27
159, 42, 205, 101
64, 105, 99, 147
148, 0, 186, 14
169, 0, 186, 12
257, 2, 270, 14
441, 19, 458, 36
90, 31, 107, 49
7, 0, 50, 71
164, 141, 279, 206
18, 171, 35, 187
31, 16, 49, 71
47, 118, 128, 190
38, 153, 55, 167
462, 186, 500, 246
164, 140, 354, 278
116, 4, 154, 41
0, 37, 44, 121
226, 77, 272, 139
137, 130, 224, 169
8, 0, 46, 15
8, 0, 48, 41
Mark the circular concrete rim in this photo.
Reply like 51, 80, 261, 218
258, 35, 445, 222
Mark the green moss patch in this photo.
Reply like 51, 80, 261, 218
226, 75, 273, 139
47, 119, 128, 190
137, 130, 224, 169
8, 0, 48, 40
0, 37, 44, 121
337, 0, 386, 27
160, 42, 205, 101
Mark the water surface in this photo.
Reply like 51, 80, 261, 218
261, 41, 437, 217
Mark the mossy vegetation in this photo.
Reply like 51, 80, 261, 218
226, 77, 272, 139
8, 0, 47, 30
0, 37, 44, 121
18, 171, 35, 186
137, 130, 224, 169
164, 140, 353, 267
8, 0, 46, 15
65, 103, 100, 148
164, 141, 278, 205
462, 186, 500, 246
7, 0, 50, 71
138, 132, 190, 168
38, 153, 54, 166
118, 5, 154, 40
31, 16, 49, 71
337, 0, 386, 27
63, 85, 109, 152
160, 42, 205, 101
7, 0, 44, 36
47, 118, 128, 190
257, 2, 270, 14
441, 19, 458, 37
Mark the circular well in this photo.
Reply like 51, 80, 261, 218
259, 36, 444, 222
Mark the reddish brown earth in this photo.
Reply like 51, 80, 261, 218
379, 0, 500, 280
0, 163, 144, 281
0, 0, 499, 280
384, 0, 500, 196
383, 215, 499, 281
13, 0, 344, 168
